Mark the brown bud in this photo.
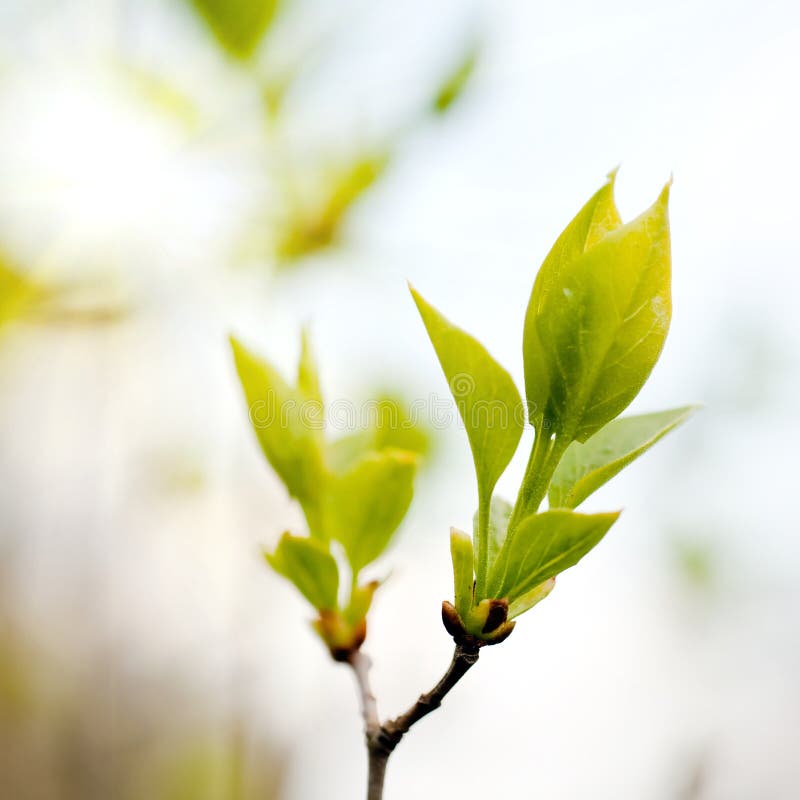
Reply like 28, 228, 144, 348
441, 600, 467, 639
481, 598, 509, 634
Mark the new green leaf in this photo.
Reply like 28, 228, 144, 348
411, 286, 524, 592
450, 528, 475, 620
323, 449, 417, 573
489, 510, 620, 600
230, 335, 324, 531
524, 177, 672, 442
473, 496, 512, 572
523, 172, 621, 427
549, 406, 698, 508
266, 533, 339, 610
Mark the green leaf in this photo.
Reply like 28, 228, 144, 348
410, 286, 524, 591
549, 406, 698, 508
432, 43, 479, 114
489, 510, 620, 601
297, 329, 321, 402
189, 0, 281, 60
473, 496, 512, 572
322, 449, 417, 573
230, 336, 324, 531
524, 171, 621, 426
265, 533, 339, 610
507, 577, 555, 619
525, 177, 672, 443
450, 527, 474, 620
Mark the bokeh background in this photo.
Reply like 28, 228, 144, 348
1, 0, 799, 798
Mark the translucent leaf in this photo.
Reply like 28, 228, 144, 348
450, 527, 474, 620
230, 335, 324, 532
488, 510, 619, 601
297, 328, 323, 407
265, 533, 339, 610
549, 406, 698, 508
525, 178, 672, 443
189, 0, 281, 61
322, 449, 417, 573
523, 172, 621, 426
507, 576, 555, 619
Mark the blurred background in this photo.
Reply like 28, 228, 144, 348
1, 0, 799, 798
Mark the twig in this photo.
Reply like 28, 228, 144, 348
348, 643, 480, 800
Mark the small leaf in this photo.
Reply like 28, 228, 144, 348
266, 533, 339, 610
411, 286, 524, 592
450, 528, 474, 620
189, 0, 281, 61
230, 336, 324, 531
323, 449, 417, 573
410, 286, 523, 505
489, 510, 620, 601
297, 329, 323, 406
507, 577, 555, 619
472, 496, 512, 572
432, 43, 479, 114
549, 406, 698, 508
524, 172, 621, 426
344, 580, 380, 625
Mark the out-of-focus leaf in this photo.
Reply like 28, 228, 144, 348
529, 182, 672, 443
488, 509, 619, 600
549, 406, 698, 508
450, 527, 474, 620
432, 43, 480, 114
188, 0, 281, 61
297, 328, 323, 406
411, 286, 523, 592
325, 394, 431, 473
265, 532, 339, 610
116, 62, 199, 130
523, 172, 621, 428
322, 449, 417, 573
0, 259, 38, 329
230, 335, 324, 531
343, 580, 379, 625
276, 152, 389, 261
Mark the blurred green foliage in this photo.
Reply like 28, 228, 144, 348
433, 44, 480, 114
189, 0, 282, 60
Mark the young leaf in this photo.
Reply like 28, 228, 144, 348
507, 577, 556, 619
472, 496, 512, 571
549, 406, 698, 509
489, 510, 620, 601
524, 172, 622, 427
532, 183, 672, 442
411, 286, 524, 593
297, 329, 323, 406
230, 336, 324, 531
189, 0, 281, 61
450, 528, 474, 620
323, 449, 417, 573
265, 533, 339, 610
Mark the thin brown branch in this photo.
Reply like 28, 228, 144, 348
347, 643, 480, 800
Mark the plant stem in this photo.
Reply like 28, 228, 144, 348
347, 643, 480, 800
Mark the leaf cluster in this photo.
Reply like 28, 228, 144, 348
231, 333, 424, 657
413, 171, 696, 643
